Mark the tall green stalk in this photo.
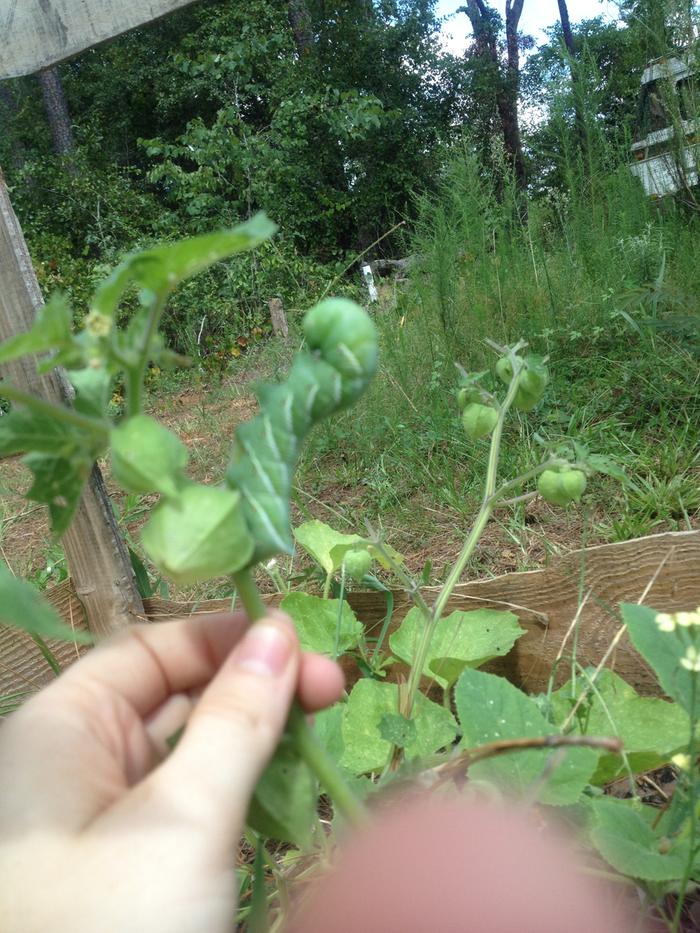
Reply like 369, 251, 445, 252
231, 569, 367, 828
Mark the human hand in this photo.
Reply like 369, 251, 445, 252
0, 612, 344, 933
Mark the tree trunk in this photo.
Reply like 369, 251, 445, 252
557, 0, 589, 166
288, 0, 313, 54
37, 65, 75, 157
462, 0, 527, 189
503, 0, 527, 190
0, 167, 144, 636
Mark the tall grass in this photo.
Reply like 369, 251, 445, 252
301, 102, 700, 547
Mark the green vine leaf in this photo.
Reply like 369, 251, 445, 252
0, 409, 94, 458
589, 797, 689, 882
111, 415, 188, 499
548, 669, 689, 784
0, 293, 74, 366
0, 562, 92, 645
93, 213, 277, 315
378, 713, 417, 749
294, 519, 403, 575
390, 607, 525, 689
279, 592, 363, 656
455, 669, 598, 805
622, 604, 700, 718
247, 739, 317, 848
24, 453, 93, 537
340, 679, 457, 775
68, 369, 112, 418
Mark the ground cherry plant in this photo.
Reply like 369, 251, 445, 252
0, 219, 698, 931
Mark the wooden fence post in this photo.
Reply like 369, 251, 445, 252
0, 168, 144, 636
269, 297, 289, 340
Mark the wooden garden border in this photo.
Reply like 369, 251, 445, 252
2, 529, 698, 702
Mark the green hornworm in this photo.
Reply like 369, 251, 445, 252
226, 298, 378, 564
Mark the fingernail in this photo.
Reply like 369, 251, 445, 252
236, 622, 294, 677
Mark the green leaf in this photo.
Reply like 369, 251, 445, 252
247, 740, 317, 848
313, 704, 345, 765
622, 604, 700, 718
68, 368, 112, 418
455, 669, 598, 805
93, 214, 277, 315
141, 483, 255, 585
294, 520, 366, 574
390, 607, 525, 689
589, 796, 689, 882
340, 679, 457, 774
111, 415, 188, 499
378, 713, 417, 748
0, 409, 88, 458
279, 592, 363, 656
24, 453, 92, 536
0, 562, 92, 644
0, 294, 73, 366
549, 669, 689, 784
294, 519, 403, 575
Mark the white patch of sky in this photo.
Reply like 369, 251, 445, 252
436, 1, 621, 55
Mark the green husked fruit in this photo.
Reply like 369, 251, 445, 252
462, 403, 499, 440
111, 414, 188, 499
343, 548, 373, 582
142, 484, 255, 584
458, 385, 482, 410
495, 357, 514, 385
513, 386, 541, 412
538, 469, 587, 507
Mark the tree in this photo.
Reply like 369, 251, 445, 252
460, 0, 528, 189
288, 0, 313, 54
37, 65, 75, 157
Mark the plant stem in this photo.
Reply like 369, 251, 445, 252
672, 675, 698, 932
231, 569, 367, 828
0, 383, 110, 438
127, 295, 166, 417
405, 368, 523, 714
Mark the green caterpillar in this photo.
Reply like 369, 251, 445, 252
225, 298, 378, 564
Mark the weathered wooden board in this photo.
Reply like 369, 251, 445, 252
2, 530, 698, 704
0, 0, 200, 79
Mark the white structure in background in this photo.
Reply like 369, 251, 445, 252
630, 54, 700, 198
361, 263, 379, 303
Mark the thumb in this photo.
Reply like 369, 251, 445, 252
146, 616, 300, 837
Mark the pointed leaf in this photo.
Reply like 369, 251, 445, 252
390, 607, 525, 689
622, 603, 700, 718
247, 740, 317, 848
589, 796, 689, 882
340, 679, 457, 775
0, 294, 73, 365
279, 591, 363, 656
0, 562, 92, 644
24, 453, 92, 536
93, 214, 277, 314
549, 669, 689, 784
455, 669, 598, 805
68, 369, 112, 418
0, 409, 87, 458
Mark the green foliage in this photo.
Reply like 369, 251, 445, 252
455, 669, 599, 805
247, 739, 317, 849
0, 562, 92, 645
589, 796, 692, 883
389, 607, 525, 690
340, 679, 457, 775
279, 592, 363, 657
549, 669, 690, 784
110, 415, 188, 499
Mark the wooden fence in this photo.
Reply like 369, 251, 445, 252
2, 529, 699, 702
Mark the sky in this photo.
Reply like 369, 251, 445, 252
436, 0, 620, 55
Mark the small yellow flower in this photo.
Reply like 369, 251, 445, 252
677, 611, 700, 628
672, 753, 692, 771
655, 612, 676, 632
84, 310, 112, 338
681, 646, 700, 673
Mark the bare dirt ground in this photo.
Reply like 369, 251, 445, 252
1, 370, 697, 600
